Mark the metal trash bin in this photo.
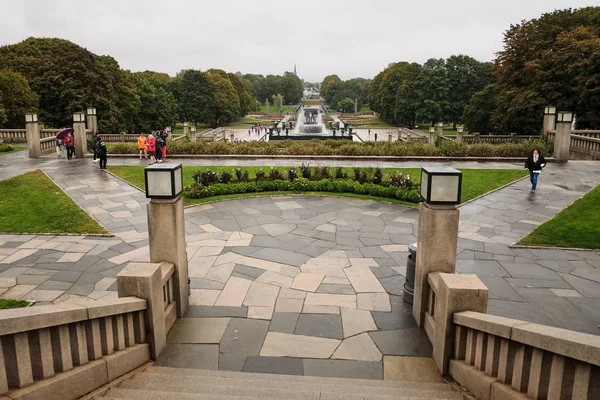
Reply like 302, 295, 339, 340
403, 242, 417, 304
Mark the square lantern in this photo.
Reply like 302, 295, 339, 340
183, 122, 189, 127
457, 126, 464, 134
25, 113, 38, 123
144, 163, 183, 199
191, 126, 196, 133
429, 127, 436, 134
544, 106, 556, 115
420, 167, 463, 205
73, 112, 86, 123
87, 107, 97, 116
438, 122, 444, 128
557, 111, 573, 123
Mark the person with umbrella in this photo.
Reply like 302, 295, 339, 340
64, 131, 75, 160
55, 128, 73, 158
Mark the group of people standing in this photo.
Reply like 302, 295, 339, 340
138, 131, 168, 165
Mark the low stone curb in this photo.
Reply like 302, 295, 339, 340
509, 244, 600, 252
86, 153, 557, 163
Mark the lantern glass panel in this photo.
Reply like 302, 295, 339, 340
420, 170, 429, 200
430, 175, 460, 203
147, 170, 173, 197
174, 167, 183, 196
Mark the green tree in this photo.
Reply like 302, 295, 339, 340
415, 58, 449, 125
131, 72, 178, 132
272, 93, 284, 112
280, 72, 303, 104
493, 7, 600, 132
462, 84, 498, 134
206, 72, 240, 127
169, 69, 211, 124
320, 75, 343, 103
0, 70, 39, 128
337, 98, 355, 113
228, 72, 253, 116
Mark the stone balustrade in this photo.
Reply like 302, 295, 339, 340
569, 134, 600, 160
461, 134, 539, 144
450, 311, 600, 400
0, 297, 150, 400
0, 129, 27, 143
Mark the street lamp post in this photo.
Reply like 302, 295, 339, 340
25, 113, 40, 158
144, 163, 189, 317
456, 126, 464, 144
72, 112, 87, 158
86, 107, 98, 134
542, 106, 557, 140
413, 167, 462, 327
428, 127, 436, 147
554, 111, 573, 162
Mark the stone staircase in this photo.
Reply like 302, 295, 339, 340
94, 366, 464, 400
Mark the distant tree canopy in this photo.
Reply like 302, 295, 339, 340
243, 72, 303, 105
0, 69, 39, 128
321, 75, 371, 113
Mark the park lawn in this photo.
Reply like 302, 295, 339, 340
257, 105, 297, 114
518, 184, 600, 249
0, 299, 29, 310
359, 106, 373, 113
0, 170, 108, 234
107, 165, 527, 206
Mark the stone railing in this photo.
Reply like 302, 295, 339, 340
450, 311, 599, 400
461, 134, 539, 144
572, 130, 600, 139
0, 129, 27, 143
570, 134, 600, 160
0, 297, 150, 400
161, 262, 177, 334
85, 132, 139, 143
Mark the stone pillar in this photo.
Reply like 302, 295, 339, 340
73, 119, 87, 159
119, 132, 125, 142
428, 131, 435, 147
388, 133, 393, 142
190, 127, 196, 142
230, 133, 235, 143
542, 109, 556, 140
438, 122, 444, 138
456, 130, 463, 144
354, 98, 358, 114
147, 197, 189, 317
473, 133, 480, 143
117, 262, 167, 359
213, 132, 218, 142
86, 108, 98, 134
413, 203, 460, 327
430, 273, 488, 376
166, 126, 172, 139
25, 114, 41, 158
511, 132, 518, 143
183, 122, 189, 139
266, 100, 269, 114
554, 119, 572, 163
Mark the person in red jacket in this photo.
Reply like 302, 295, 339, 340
64, 132, 75, 160
146, 134, 157, 165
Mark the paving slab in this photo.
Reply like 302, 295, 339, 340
167, 318, 230, 344
294, 314, 343, 339
185, 306, 247, 318
269, 312, 300, 334
156, 344, 219, 369
384, 356, 445, 382
369, 328, 433, 357
219, 318, 270, 371
260, 332, 341, 358
303, 359, 383, 380
242, 356, 304, 375
332, 333, 382, 361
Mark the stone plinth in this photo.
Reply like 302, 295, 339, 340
25, 122, 41, 158
554, 122, 571, 162
73, 122, 87, 159
413, 202, 459, 327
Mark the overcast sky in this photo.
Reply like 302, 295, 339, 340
1, 0, 596, 81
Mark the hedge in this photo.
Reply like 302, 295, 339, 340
0, 143, 15, 153
106, 138, 553, 158
183, 178, 421, 203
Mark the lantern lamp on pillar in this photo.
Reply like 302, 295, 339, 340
429, 127, 435, 134
420, 167, 462, 205
25, 113, 38, 123
556, 111, 573, 123
87, 107, 97, 116
457, 127, 464, 134
144, 163, 184, 199
544, 106, 556, 115
191, 126, 196, 133
73, 112, 85, 123
438, 122, 443, 128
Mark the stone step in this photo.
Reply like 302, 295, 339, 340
144, 365, 452, 390
100, 387, 461, 400
119, 372, 462, 399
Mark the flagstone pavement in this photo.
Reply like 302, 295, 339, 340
1, 150, 599, 378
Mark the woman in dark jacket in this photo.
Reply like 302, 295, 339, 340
524, 148, 546, 193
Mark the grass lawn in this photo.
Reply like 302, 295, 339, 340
0, 299, 29, 310
518, 184, 600, 249
107, 165, 527, 207
0, 170, 108, 234
254, 105, 297, 114
359, 106, 373, 113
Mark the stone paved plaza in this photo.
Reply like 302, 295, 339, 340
0, 150, 599, 377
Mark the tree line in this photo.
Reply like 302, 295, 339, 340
365, 6, 600, 134
0, 38, 303, 131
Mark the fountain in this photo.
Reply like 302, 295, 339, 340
268, 105, 352, 140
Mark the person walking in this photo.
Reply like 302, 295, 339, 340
98, 139, 108, 169
138, 133, 148, 160
524, 147, 546, 193
146, 134, 157, 165
160, 131, 168, 160
92, 132, 101, 163
64, 132, 75, 160
155, 131, 163, 163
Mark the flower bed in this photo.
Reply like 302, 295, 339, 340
183, 166, 420, 203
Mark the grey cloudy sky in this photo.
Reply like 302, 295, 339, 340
1, 0, 596, 81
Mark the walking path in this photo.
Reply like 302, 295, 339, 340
0, 150, 599, 379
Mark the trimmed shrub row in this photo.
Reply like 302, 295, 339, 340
183, 178, 421, 203
0, 143, 15, 153
107, 138, 553, 158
